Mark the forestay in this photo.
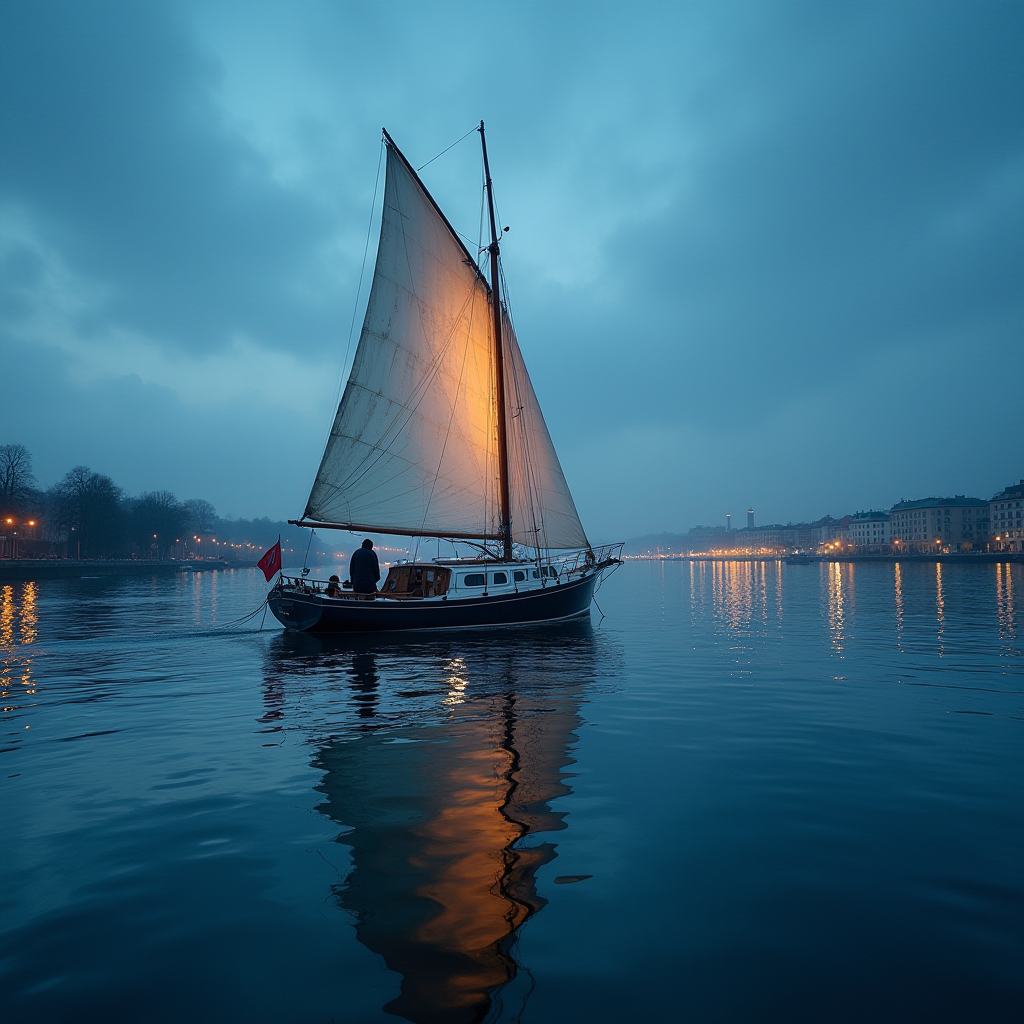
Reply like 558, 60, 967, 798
305, 140, 589, 552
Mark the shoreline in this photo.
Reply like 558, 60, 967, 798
624, 552, 1023, 564
0, 558, 234, 580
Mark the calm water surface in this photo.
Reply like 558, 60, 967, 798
1, 560, 1021, 1022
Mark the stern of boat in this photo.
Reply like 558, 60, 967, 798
268, 583, 323, 631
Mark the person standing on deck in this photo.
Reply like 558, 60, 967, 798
349, 539, 381, 597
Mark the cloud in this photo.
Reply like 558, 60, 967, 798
1, 0, 1021, 535
0, 0, 353, 358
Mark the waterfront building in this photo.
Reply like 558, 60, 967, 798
989, 480, 1024, 553
684, 525, 732, 553
732, 526, 794, 551
890, 497, 989, 552
817, 515, 852, 551
726, 517, 841, 553
747, 509, 754, 528
848, 511, 891, 552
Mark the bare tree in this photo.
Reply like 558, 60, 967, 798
183, 498, 218, 533
52, 466, 126, 558
129, 491, 189, 558
0, 443, 35, 514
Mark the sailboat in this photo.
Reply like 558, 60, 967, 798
269, 124, 621, 633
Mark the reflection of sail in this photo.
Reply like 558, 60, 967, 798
290, 628, 595, 1024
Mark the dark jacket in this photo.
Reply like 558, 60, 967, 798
349, 547, 381, 593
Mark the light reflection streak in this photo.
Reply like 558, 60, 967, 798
1, 584, 12, 649
894, 563, 904, 650
443, 657, 469, 706
192, 572, 203, 628
690, 560, 785, 636
935, 563, 945, 656
827, 561, 845, 656
1, 581, 38, 704
996, 562, 1016, 642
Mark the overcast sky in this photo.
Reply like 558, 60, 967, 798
1, 1, 1021, 539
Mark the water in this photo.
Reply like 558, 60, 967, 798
1, 560, 1021, 1023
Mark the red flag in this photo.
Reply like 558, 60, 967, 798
257, 538, 282, 582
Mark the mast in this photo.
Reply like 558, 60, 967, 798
479, 121, 513, 562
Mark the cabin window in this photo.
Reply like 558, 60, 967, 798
531, 569, 540, 579
492, 572, 508, 585
381, 565, 449, 597
462, 573, 486, 587
513, 570, 526, 582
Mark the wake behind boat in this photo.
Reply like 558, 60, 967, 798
269, 123, 621, 633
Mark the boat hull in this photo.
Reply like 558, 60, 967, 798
268, 572, 598, 633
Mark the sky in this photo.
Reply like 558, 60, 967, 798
1, 0, 1021, 540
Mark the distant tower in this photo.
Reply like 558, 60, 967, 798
747, 509, 754, 529
726, 513, 732, 531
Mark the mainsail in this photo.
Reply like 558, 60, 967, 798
304, 134, 588, 552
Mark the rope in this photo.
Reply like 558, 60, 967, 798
416, 125, 479, 172
201, 595, 271, 633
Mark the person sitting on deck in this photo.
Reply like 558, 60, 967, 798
326, 574, 342, 598
349, 539, 381, 598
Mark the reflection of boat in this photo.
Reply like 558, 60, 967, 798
784, 554, 816, 565
263, 624, 601, 1023
269, 125, 620, 632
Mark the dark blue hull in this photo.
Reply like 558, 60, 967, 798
268, 572, 597, 633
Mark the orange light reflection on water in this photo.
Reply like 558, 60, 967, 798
1, 581, 38, 702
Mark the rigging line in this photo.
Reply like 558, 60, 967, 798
478, 169, 487, 255
333, 139, 385, 416
415, 124, 479, 172
454, 227, 485, 250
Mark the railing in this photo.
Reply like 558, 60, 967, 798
539, 542, 624, 578
279, 574, 333, 595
